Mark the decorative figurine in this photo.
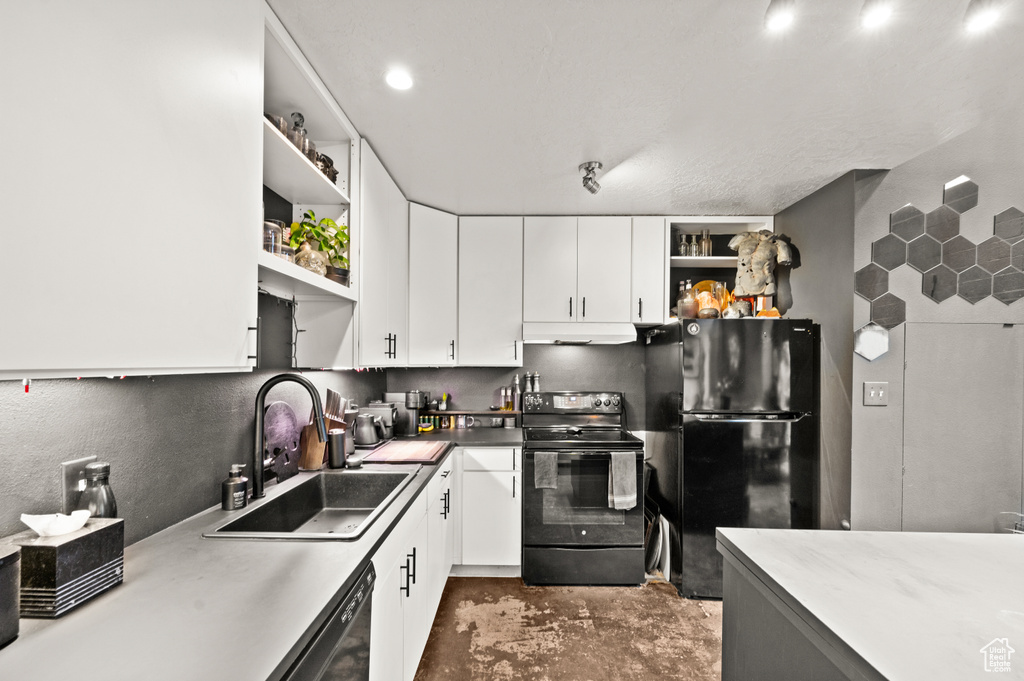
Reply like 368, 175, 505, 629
728, 230, 792, 296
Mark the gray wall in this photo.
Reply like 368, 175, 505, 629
774, 172, 857, 530
851, 111, 1024, 530
0, 370, 386, 545
387, 343, 647, 430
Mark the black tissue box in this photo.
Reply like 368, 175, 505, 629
2, 518, 124, 618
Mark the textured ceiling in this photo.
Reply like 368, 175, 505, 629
267, 0, 1024, 216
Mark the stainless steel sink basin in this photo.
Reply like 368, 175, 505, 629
203, 468, 419, 541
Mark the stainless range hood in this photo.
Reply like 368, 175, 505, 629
521, 322, 638, 345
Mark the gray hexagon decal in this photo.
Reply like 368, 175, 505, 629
890, 205, 925, 241
925, 205, 960, 242
922, 264, 958, 302
943, 176, 978, 213
854, 322, 889, 361
993, 267, 1024, 305
871, 293, 906, 329
958, 265, 992, 304
855, 263, 889, 301
977, 237, 1012, 274
872, 234, 908, 271
994, 207, 1024, 243
941, 235, 976, 273
907, 234, 942, 273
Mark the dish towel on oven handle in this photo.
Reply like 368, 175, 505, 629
608, 452, 637, 510
534, 451, 559, 489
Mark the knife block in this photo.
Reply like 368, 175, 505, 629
298, 419, 343, 470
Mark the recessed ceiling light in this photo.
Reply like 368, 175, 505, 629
764, 0, 796, 32
860, 0, 893, 29
385, 68, 413, 90
964, 0, 1001, 32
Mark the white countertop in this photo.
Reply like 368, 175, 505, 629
717, 528, 1024, 680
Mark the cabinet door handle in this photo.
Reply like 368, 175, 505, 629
638, 298, 643, 320
569, 297, 573, 318
400, 561, 410, 597
408, 547, 417, 584
582, 297, 586, 319
514, 341, 518, 361
512, 474, 516, 499
385, 334, 392, 358
392, 334, 398, 359
450, 339, 455, 360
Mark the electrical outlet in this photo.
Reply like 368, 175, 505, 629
61, 455, 97, 514
863, 381, 889, 407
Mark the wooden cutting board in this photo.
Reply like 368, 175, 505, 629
362, 440, 450, 464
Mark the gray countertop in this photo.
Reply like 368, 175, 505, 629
717, 528, 1024, 680
408, 427, 522, 447
0, 452, 456, 681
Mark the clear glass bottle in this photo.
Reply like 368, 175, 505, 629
677, 280, 698, 319
688, 234, 699, 257
76, 462, 117, 518
700, 229, 713, 257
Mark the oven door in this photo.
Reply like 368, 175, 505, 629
522, 450, 644, 546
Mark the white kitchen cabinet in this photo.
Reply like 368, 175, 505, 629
461, 448, 522, 566
359, 141, 409, 366
409, 204, 459, 365
523, 216, 632, 324
425, 458, 456, 627
260, 8, 361, 369
458, 217, 524, 366
630, 217, 668, 325
0, 0, 263, 380
523, 217, 579, 322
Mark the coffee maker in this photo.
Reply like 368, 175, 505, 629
405, 390, 427, 436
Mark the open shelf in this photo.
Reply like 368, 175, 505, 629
263, 120, 350, 205
258, 250, 357, 301
671, 256, 738, 269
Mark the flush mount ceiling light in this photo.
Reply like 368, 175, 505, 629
764, 0, 796, 31
860, 0, 894, 28
964, 0, 1001, 32
579, 162, 602, 194
384, 67, 413, 90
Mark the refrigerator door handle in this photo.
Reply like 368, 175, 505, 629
689, 413, 807, 423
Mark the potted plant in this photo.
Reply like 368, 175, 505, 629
290, 210, 350, 285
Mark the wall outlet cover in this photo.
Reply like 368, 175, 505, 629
863, 381, 889, 407
61, 455, 97, 514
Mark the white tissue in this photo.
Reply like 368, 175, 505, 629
20, 510, 91, 537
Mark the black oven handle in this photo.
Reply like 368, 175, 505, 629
524, 450, 638, 461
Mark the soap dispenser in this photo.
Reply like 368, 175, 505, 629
222, 464, 248, 511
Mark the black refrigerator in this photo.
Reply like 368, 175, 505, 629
644, 318, 819, 598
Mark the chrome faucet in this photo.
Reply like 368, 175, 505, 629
252, 373, 327, 499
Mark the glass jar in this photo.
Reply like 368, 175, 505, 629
263, 220, 284, 255
293, 241, 328, 276
677, 280, 698, 319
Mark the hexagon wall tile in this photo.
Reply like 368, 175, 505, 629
872, 234, 907, 271
922, 264, 958, 302
943, 177, 978, 213
870, 293, 906, 329
889, 205, 925, 241
993, 267, 1024, 305
957, 266, 992, 304
994, 207, 1024, 243
907, 234, 942, 273
855, 263, 889, 301
977, 236, 1012, 274
925, 205, 960, 242
1013, 241, 1024, 271
940, 235, 976, 273
854, 322, 889, 361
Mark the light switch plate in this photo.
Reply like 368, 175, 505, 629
61, 455, 97, 513
863, 381, 889, 407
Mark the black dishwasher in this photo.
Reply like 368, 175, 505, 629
282, 561, 375, 681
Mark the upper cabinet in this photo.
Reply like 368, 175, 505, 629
0, 0, 264, 380
409, 204, 458, 365
260, 6, 360, 369
359, 141, 409, 366
523, 217, 632, 323
631, 217, 668, 325
458, 217, 524, 366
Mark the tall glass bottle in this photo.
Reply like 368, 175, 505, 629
76, 462, 117, 518
700, 229, 713, 257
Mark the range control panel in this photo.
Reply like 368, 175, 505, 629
522, 391, 623, 414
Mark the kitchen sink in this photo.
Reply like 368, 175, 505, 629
203, 468, 419, 541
